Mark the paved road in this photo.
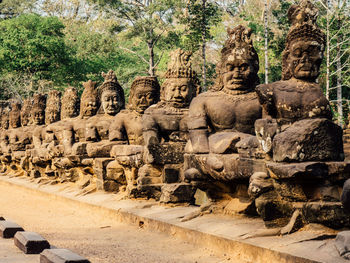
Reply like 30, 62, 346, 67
0, 179, 234, 263
0, 236, 38, 263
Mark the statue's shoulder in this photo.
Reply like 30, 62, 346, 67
256, 81, 286, 93
192, 91, 220, 103
144, 104, 159, 115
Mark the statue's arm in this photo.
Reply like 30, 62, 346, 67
256, 84, 276, 119
188, 97, 209, 153
62, 125, 74, 155
142, 113, 159, 164
109, 115, 126, 141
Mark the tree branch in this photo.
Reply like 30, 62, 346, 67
154, 51, 165, 68
118, 46, 149, 65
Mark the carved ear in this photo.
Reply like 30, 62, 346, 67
287, 4, 299, 24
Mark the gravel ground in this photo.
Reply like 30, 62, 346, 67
0, 182, 234, 263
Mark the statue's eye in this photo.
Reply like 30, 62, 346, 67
181, 86, 187, 92
226, 64, 234, 71
293, 49, 302, 57
308, 46, 319, 56
240, 64, 248, 70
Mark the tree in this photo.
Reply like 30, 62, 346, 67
0, 14, 74, 98
90, 0, 181, 76
0, 0, 36, 18
180, 0, 221, 87
318, 0, 350, 126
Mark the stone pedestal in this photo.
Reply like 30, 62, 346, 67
14, 231, 50, 254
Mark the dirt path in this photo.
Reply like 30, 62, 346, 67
0, 182, 234, 263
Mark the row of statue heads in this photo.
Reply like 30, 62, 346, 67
0, 0, 326, 133
0, 49, 201, 130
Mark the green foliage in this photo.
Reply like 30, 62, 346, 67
179, 0, 222, 52
0, 0, 36, 18
0, 14, 70, 82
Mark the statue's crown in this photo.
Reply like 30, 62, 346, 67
131, 76, 160, 91
32, 93, 46, 110
98, 70, 123, 96
61, 86, 80, 119
164, 49, 196, 79
286, 0, 325, 45
82, 80, 98, 100
10, 100, 21, 111
222, 25, 255, 57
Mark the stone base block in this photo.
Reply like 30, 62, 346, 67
40, 248, 90, 263
130, 184, 162, 200
14, 231, 50, 254
160, 183, 195, 203
0, 220, 24, 238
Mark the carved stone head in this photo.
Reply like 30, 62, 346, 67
45, 90, 61, 124
80, 80, 99, 119
213, 25, 259, 93
161, 49, 200, 108
0, 101, 10, 130
21, 98, 32, 127
282, 0, 325, 81
31, 94, 46, 125
9, 100, 22, 129
1, 108, 9, 130
61, 87, 80, 120
98, 70, 125, 116
128, 76, 160, 113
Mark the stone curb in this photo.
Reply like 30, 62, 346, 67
40, 248, 91, 263
0, 220, 24, 238
14, 231, 50, 254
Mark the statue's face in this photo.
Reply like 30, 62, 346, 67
101, 90, 122, 116
164, 78, 192, 107
2, 118, 9, 129
33, 110, 45, 125
46, 110, 59, 124
63, 104, 78, 119
21, 115, 30, 126
288, 40, 323, 81
132, 86, 157, 113
10, 117, 20, 128
223, 54, 255, 91
81, 97, 98, 118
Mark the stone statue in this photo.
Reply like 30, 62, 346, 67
85, 70, 125, 158
61, 87, 79, 120
62, 80, 100, 156
9, 101, 21, 129
53, 81, 99, 188
45, 90, 61, 125
106, 76, 160, 193
29, 93, 47, 178
248, 0, 349, 230
0, 103, 10, 172
21, 98, 32, 127
7, 100, 32, 177
137, 49, 201, 202
255, 0, 342, 162
45, 87, 80, 159
43, 87, 81, 179
183, 25, 262, 205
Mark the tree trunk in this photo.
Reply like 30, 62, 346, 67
336, 10, 343, 127
264, 0, 268, 84
326, 0, 330, 100
148, 41, 155, 77
202, 0, 207, 88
